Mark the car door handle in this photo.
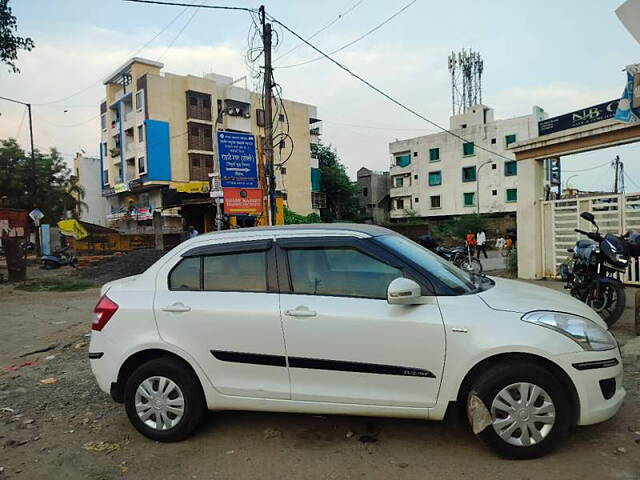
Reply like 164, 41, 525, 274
162, 302, 191, 313
285, 306, 317, 317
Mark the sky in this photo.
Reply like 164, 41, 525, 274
1, 0, 639, 192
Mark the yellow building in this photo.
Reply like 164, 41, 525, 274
100, 57, 322, 234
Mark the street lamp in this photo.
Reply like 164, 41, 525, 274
565, 174, 579, 189
476, 159, 493, 215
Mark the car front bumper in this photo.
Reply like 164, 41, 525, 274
556, 350, 625, 426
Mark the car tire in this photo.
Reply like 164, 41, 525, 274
124, 357, 206, 442
467, 361, 572, 459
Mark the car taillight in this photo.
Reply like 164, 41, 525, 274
93, 295, 118, 331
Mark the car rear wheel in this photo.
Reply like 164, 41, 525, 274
467, 362, 572, 459
124, 357, 206, 442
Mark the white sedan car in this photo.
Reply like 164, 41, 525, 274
89, 224, 625, 459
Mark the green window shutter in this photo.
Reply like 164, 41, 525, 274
464, 192, 475, 206
394, 176, 404, 187
505, 134, 517, 146
504, 161, 517, 176
463, 142, 474, 156
310, 168, 321, 192
506, 188, 518, 202
462, 166, 476, 182
428, 171, 441, 186
429, 148, 440, 161
396, 154, 411, 167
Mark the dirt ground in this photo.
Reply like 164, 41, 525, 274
0, 266, 639, 479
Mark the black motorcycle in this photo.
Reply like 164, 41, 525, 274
418, 235, 483, 274
560, 212, 630, 327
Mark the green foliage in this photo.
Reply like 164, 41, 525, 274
284, 207, 321, 225
0, 138, 84, 223
311, 143, 360, 221
0, 0, 34, 73
429, 214, 488, 242
507, 248, 518, 277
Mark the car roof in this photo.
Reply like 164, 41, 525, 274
197, 223, 397, 240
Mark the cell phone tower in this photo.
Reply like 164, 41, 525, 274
447, 49, 484, 115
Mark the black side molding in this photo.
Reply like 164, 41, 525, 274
210, 350, 435, 378
572, 358, 619, 371
88, 352, 104, 359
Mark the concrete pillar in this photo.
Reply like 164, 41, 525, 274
516, 157, 545, 279
153, 210, 164, 251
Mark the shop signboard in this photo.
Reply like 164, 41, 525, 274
223, 188, 263, 215
217, 131, 258, 188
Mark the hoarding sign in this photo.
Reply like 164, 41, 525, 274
223, 188, 263, 215
538, 99, 619, 136
217, 131, 258, 188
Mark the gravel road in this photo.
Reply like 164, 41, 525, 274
0, 272, 639, 479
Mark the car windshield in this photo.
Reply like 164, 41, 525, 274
376, 234, 493, 294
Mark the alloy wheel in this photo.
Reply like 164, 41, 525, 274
490, 382, 556, 447
134, 376, 185, 430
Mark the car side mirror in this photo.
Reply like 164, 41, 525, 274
387, 278, 422, 305
580, 212, 595, 224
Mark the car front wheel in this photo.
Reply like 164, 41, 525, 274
468, 362, 572, 459
124, 357, 206, 442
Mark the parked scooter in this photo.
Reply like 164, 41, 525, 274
560, 211, 638, 327
418, 235, 483, 274
41, 245, 77, 269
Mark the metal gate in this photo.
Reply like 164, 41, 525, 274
541, 193, 640, 285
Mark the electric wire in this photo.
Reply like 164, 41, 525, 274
157, 0, 202, 61
276, 0, 417, 69
274, 0, 364, 62
267, 11, 516, 162
34, 1, 211, 106
123, 0, 255, 12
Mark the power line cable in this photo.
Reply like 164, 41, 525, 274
276, 0, 416, 69
123, 0, 255, 11
623, 169, 640, 191
267, 12, 515, 162
34, 2, 200, 106
274, 0, 364, 62
562, 161, 612, 173
15, 106, 27, 139
157, 0, 202, 61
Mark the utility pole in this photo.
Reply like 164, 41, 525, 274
0, 96, 39, 253
260, 5, 277, 225
613, 155, 620, 194
476, 160, 493, 215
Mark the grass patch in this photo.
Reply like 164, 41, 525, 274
16, 278, 96, 292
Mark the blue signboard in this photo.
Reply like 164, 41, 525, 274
217, 131, 258, 188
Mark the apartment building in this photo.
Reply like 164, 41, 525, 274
99, 57, 321, 234
356, 167, 390, 224
72, 153, 109, 226
388, 105, 547, 220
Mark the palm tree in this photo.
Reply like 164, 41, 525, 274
64, 175, 88, 220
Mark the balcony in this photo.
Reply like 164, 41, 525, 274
390, 183, 413, 198
309, 119, 322, 136
110, 147, 121, 158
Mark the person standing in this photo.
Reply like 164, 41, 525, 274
476, 230, 487, 259
187, 226, 199, 239
465, 231, 476, 256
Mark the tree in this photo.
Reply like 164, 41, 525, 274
311, 143, 360, 221
0, 0, 34, 73
0, 138, 82, 224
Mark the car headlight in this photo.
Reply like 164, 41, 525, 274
521, 311, 616, 351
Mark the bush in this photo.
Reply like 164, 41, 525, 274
284, 208, 322, 225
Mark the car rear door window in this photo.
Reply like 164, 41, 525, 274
169, 256, 201, 291
203, 251, 267, 292
287, 247, 402, 299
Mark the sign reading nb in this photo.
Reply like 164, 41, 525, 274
538, 99, 619, 136
217, 131, 258, 189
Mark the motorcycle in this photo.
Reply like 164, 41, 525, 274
418, 235, 483, 274
41, 245, 77, 269
560, 212, 632, 327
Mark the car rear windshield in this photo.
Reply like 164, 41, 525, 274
376, 234, 478, 294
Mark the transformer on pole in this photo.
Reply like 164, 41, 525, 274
447, 49, 484, 115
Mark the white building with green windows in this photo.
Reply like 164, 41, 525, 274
388, 104, 547, 219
